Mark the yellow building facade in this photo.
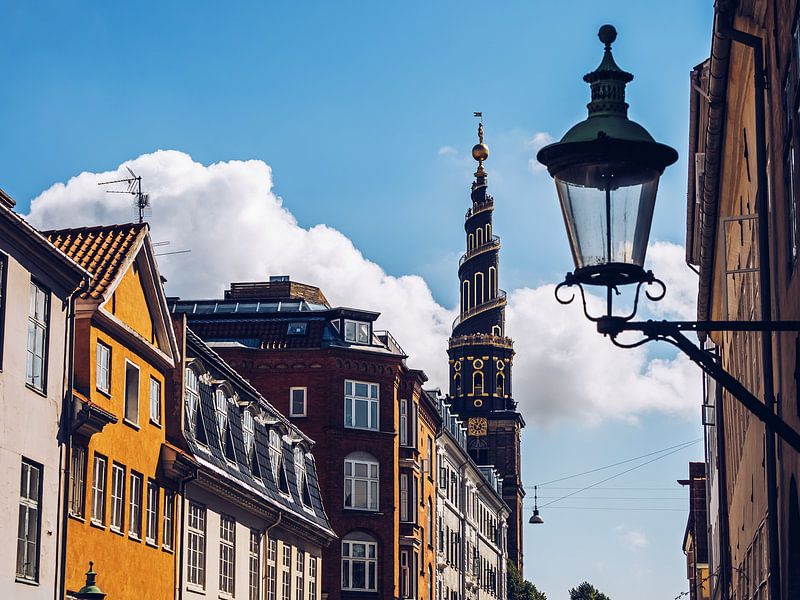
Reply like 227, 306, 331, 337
45, 223, 181, 599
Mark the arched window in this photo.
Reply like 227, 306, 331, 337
486, 223, 491, 240
242, 408, 255, 460
476, 227, 484, 246
214, 389, 228, 439
468, 233, 474, 250
474, 272, 484, 306
344, 452, 379, 511
473, 371, 484, 396
341, 532, 378, 591
462, 280, 470, 313
454, 373, 462, 396
489, 266, 497, 299
492, 325, 502, 336
294, 446, 312, 507
185, 368, 200, 429
496, 373, 505, 396
269, 429, 289, 494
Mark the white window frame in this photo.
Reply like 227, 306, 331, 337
309, 555, 318, 600
344, 454, 379, 511
295, 446, 312, 508
344, 380, 379, 431
400, 474, 409, 522
128, 471, 143, 539
69, 445, 87, 518
110, 463, 125, 532
249, 529, 261, 600
91, 454, 107, 525
26, 281, 49, 392
281, 544, 291, 600
399, 398, 408, 446
123, 360, 140, 425
185, 367, 200, 430
187, 502, 206, 589
267, 538, 278, 600
341, 536, 378, 591
96, 341, 111, 394
344, 319, 371, 344
163, 491, 175, 551
149, 377, 161, 425
219, 514, 236, 595
290, 387, 307, 417
295, 550, 305, 600
215, 388, 229, 441
146, 480, 158, 545
16, 459, 42, 582
243, 409, 256, 461
269, 429, 290, 496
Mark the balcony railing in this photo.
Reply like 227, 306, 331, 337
464, 198, 494, 220
448, 333, 514, 350
459, 235, 500, 268
452, 289, 507, 329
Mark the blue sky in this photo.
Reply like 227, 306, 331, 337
1, 1, 714, 598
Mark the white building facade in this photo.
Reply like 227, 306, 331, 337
436, 397, 508, 600
0, 190, 87, 598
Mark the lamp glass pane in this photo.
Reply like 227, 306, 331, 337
555, 163, 660, 271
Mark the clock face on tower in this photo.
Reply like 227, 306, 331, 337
467, 417, 488, 437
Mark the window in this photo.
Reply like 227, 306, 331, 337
287, 322, 307, 335
400, 550, 410, 599
344, 380, 379, 430
163, 491, 175, 550
69, 445, 87, 517
149, 377, 161, 424
473, 371, 484, 396
497, 373, 505, 396
110, 463, 125, 532
341, 533, 377, 591
400, 399, 408, 445
124, 361, 140, 425
427, 436, 434, 481
267, 538, 278, 600
243, 409, 256, 461
344, 452, 379, 511
282, 544, 291, 600
295, 551, 305, 600
269, 430, 290, 494
187, 502, 206, 588
309, 556, 318, 600
295, 446, 312, 507
290, 387, 307, 417
26, 281, 49, 391
400, 474, 409, 522
16, 459, 41, 581
91, 454, 107, 524
249, 530, 261, 600
96, 341, 111, 393
128, 472, 143, 538
427, 498, 433, 546
185, 367, 200, 428
146, 481, 158, 545
215, 388, 229, 440
344, 319, 370, 344
220, 515, 236, 595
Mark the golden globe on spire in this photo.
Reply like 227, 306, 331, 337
472, 119, 489, 176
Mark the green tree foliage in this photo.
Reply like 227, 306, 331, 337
569, 581, 611, 600
507, 561, 547, 600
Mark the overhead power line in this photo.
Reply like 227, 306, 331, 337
528, 438, 700, 488
539, 443, 698, 509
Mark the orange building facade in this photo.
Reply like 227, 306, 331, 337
45, 224, 182, 599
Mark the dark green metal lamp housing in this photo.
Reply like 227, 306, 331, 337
537, 25, 678, 288
75, 562, 107, 600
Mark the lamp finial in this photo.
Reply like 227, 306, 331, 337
471, 112, 489, 177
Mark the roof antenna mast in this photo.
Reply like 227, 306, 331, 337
98, 167, 151, 224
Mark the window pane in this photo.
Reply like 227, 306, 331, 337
352, 562, 366, 588
355, 382, 368, 397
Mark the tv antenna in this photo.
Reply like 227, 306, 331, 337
98, 167, 151, 223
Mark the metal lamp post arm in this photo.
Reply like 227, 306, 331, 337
599, 317, 800, 454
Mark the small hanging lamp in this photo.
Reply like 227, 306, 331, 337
529, 485, 544, 524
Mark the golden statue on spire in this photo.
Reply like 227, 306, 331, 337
472, 113, 489, 174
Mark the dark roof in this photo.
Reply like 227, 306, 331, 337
43, 223, 147, 299
225, 279, 330, 306
184, 329, 333, 536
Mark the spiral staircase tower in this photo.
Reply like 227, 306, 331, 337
446, 121, 526, 570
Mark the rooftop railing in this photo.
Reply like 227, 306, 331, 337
459, 235, 500, 268
452, 289, 507, 330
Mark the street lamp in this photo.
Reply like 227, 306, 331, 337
536, 25, 800, 454
529, 485, 544, 525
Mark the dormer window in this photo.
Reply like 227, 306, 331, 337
214, 389, 228, 440
294, 446, 312, 508
242, 409, 255, 460
344, 320, 370, 344
185, 368, 200, 429
287, 322, 307, 335
269, 429, 290, 495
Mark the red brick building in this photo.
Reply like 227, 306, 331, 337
171, 278, 426, 599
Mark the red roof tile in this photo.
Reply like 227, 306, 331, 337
43, 223, 147, 300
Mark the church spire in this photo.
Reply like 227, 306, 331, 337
472, 118, 490, 178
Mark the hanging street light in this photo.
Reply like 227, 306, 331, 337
535, 25, 800, 455
529, 485, 544, 525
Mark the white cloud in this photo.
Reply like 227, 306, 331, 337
27, 150, 701, 426
437, 145, 457, 156
614, 525, 649, 550
527, 131, 554, 173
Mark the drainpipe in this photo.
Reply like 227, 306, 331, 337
714, 358, 732, 600
718, 20, 781, 600
264, 512, 282, 599
176, 470, 197, 600
57, 278, 85, 600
